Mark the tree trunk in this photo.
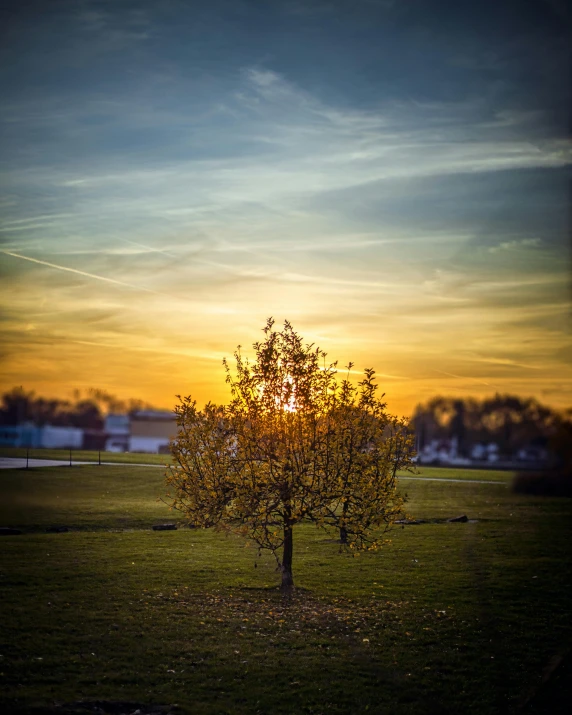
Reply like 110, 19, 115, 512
339, 502, 349, 544
281, 523, 294, 593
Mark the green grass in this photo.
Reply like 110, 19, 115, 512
0, 465, 173, 532
0, 465, 570, 714
406, 465, 515, 483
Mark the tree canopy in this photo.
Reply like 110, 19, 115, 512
166, 319, 415, 592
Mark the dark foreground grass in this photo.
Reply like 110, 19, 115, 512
0, 465, 570, 714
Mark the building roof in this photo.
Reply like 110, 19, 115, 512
131, 410, 176, 421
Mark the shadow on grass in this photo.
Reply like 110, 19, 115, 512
8, 702, 180, 715
512, 470, 572, 497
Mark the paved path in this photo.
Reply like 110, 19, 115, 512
0, 457, 162, 469
399, 475, 507, 485
0, 457, 74, 469
0, 457, 509, 485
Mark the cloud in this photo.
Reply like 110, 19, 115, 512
247, 68, 282, 88
488, 238, 541, 253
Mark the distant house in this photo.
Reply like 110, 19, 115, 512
0, 423, 42, 448
471, 442, 499, 463
104, 414, 130, 452
129, 410, 177, 454
417, 437, 471, 466
82, 428, 107, 451
41, 425, 83, 449
0, 423, 82, 449
516, 445, 548, 464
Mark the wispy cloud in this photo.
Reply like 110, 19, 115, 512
488, 237, 541, 253
71, 339, 224, 363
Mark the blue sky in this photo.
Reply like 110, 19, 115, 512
1, 0, 570, 412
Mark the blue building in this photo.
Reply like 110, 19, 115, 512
0, 423, 42, 448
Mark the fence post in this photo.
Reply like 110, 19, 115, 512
69, 448, 72, 467
98, 450, 101, 465
26, 448, 29, 470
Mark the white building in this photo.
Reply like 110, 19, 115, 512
418, 437, 471, 466
471, 442, 499, 463
40, 425, 83, 449
104, 414, 130, 452
128, 410, 177, 454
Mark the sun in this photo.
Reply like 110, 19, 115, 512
277, 375, 298, 412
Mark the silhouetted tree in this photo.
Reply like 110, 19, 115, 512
413, 394, 569, 458
167, 319, 415, 593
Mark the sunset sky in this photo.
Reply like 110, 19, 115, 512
1, 0, 570, 416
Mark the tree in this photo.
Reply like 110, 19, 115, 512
0, 387, 35, 425
0, 387, 162, 427
70, 400, 103, 429
413, 394, 567, 459
166, 319, 415, 593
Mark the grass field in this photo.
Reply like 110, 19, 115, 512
0, 463, 570, 714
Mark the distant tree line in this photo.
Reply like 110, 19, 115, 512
0, 387, 159, 430
413, 394, 572, 463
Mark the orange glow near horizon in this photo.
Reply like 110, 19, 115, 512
1, 298, 570, 417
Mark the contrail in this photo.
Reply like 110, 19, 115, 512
0, 213, 75, 226
121, 239, 178, 259
72, 339, 224, 362
1, 250, 166, 296
433, 369, 494, 388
